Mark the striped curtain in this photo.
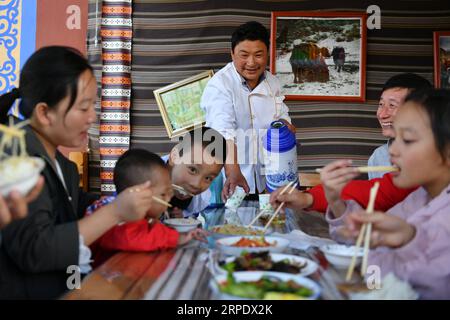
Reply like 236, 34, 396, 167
99, 0, 132, 195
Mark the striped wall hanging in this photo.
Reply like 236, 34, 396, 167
99, 0, 132, 195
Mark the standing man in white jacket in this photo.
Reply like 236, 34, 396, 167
201, 21, 295, 200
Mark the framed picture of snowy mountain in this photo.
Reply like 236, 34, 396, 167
270, 11, 367, 102
433, 31, 450, 89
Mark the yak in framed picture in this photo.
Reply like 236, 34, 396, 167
433, 31, 450, 89
270, 11, 367, 102
154, 70, 214, 138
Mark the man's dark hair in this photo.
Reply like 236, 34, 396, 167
114, 149, 167, 193
382, 73, 432, 93
177, 126, 227, 164
231, 21, 270, 52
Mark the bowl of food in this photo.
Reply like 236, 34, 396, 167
210, 271, 321, 300
164, 218, 201, 233
210, 224, 272, 239
219, 251, 318, 277
216, 236, 289, 256
0, 156, 45, 197
320, 244, 364, 269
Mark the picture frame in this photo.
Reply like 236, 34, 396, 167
433, 31, 450, 89
270, 11, 367, 102
154, 70, 214, 138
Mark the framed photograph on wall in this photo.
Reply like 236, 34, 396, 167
433, 31, 450, 89
270, 11, 367, 102
154, 70, 214, 138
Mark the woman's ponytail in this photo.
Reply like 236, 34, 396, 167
0, 88, 21, 124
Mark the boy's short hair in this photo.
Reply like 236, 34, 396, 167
176, 126, 227, 164
114, 149, 166, 193
231, 21, 270, 52
382, 73, 432, 93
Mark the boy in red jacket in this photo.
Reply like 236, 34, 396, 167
86, 149, 207, 267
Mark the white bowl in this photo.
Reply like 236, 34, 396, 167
210, 271, 321, 300
164, 218, 201, 233
0, 157, 45, 197
219, 253, 319, 277
320, 244, 364, 269
216, 236, 289, 256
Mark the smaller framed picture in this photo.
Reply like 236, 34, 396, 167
270, 11, 367, 102
433, 31, 450, 89
154, 70, 214, 138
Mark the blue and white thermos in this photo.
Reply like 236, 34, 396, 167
262, 120, 299, 192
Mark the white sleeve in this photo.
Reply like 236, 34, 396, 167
201, 80, 237, 141
78, 234, 92, 274
279, 97, 291, 123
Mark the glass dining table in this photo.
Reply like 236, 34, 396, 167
63, 201, 356, 300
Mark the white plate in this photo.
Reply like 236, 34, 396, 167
219, 253, 318, 277
164, 218, 201, 233
210, 271, 321, 300
216, 236, 289, 256
210, 224, 272, 239
0, 157, 45, 197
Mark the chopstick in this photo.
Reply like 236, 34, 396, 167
345, 182, 380, 282
152, 196, 172, 208
247, 181, 294, 228
172, 184, 195, 197
316, 166, 398, 174
262, 182, 297, 233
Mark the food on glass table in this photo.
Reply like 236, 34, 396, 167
231, 237, 273, 248
218, 274, 314, 299
212, 224, 264, 236
220, 251, 307, 274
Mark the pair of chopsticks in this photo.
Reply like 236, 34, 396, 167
247, 181, 295, 228
316, 166, 398, 174
262, 182, 298, 233
172, 184, 195, 197
152, 196, 172, 208
345, 182, 380, 281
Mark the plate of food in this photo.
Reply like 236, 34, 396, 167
210, 271, 321, 300
210, 224, 272, 239
164, 218, 201, 233
215, 236, 289, 256
0, 156, 45, 197
218, 251, 318, 277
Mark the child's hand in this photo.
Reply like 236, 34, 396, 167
343, 211, 416, 248
320, 160, 359, 217
170, 207, 184, 218
177, 228, 209, 246
269, 187, 313, 212
113, 181, 153, 222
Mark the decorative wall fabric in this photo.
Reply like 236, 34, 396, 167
0, 0, 37, 117
87, 0, 450, 194
98, 0, 132, 195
